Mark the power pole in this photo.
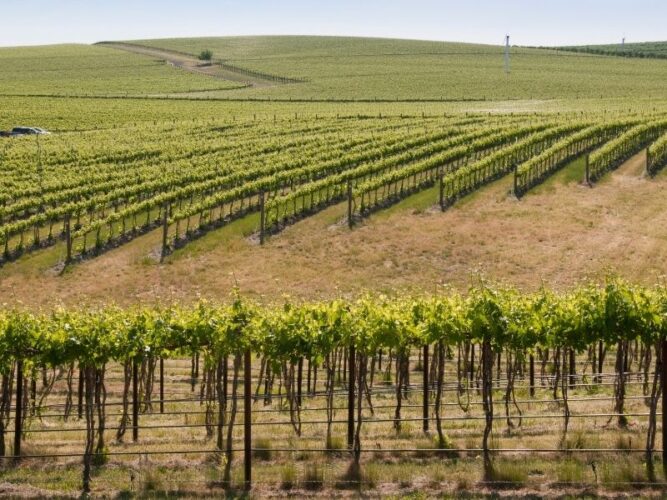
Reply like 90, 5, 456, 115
504, 34, 511, 75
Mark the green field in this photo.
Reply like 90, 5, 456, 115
0, 44, 240, 96
555, 40, 667, 59
132, 35, 667, 101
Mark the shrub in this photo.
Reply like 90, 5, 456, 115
198, 49, 213, 61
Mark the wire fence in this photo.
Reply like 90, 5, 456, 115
0, 348, 665, 495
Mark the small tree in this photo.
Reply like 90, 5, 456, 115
198, 49, 213, 62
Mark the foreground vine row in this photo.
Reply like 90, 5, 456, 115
1, 278, 667, 492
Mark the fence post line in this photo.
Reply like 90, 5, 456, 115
306, 358, 312, 394
347, 344, 356, 449
65, 214, 72, 263
347, 180, 353, 229
159, 358, 165, 414
661, 338, 667, 477
77, 366, 83, 419
132, 359, 139, 442
13, 359, 23, 462
529, 354, 535, 397
439, 170, 445, 211
244, 349, 252, 491
423, 345, 429, 433
597, 341, 604, 383
259, 191, 265, 245
297, 358, 303, 407
160, 203, 170, 262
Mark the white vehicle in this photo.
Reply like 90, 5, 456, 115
11, 127, 50, 136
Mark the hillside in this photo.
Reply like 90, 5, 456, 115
1, 147, 666, 308
0, 44, 240, 97
555, 40, 667, 59
123, 36, 667, 101
1, 36, 667, 308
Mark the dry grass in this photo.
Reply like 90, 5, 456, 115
0, 151, 664, 309
0, 350, 664, 497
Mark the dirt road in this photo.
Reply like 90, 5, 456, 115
98, 42, 277, 88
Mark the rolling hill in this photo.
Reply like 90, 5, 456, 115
554, 40, 667, 59
127, 35, 667, 101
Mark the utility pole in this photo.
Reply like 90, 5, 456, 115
504, 34, 511, 75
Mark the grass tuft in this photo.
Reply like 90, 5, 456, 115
326, 435, 345, 455
303, 463, 325, 491
279, 463, 297, 490
601, 459, 647, 490
556, 459, 586, 484
562, 429, 600, 450
485, 461, 528, 488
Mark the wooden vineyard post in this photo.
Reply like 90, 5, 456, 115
347, 344, 355, 449
307, 358, 311, 394
132, 359, 139, 442
297, 358, 303, 407
513, 165, 519, 198
13, 359, 23, 462
159, 358, 165, 414
77, 366, 83, 419
259, 191, 265, 245
597, 341, 604, 383
529, 354, 535, 397
423, 345, 429, 433
646, 148, 651, 176
64, 214, 72, 264
439, 170, 445, 211
347, 180, 353, 229
585, 154, 591, 186
662, 338, 667, 477
244, 349, 252, 491
160, 203, 170, 262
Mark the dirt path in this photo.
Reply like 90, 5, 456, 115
97, 42, 278, 88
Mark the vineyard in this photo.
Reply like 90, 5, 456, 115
1, 111, 667, 270
1, 279, 667, 495
554, 41, 667, 60
3, 31, 667, 496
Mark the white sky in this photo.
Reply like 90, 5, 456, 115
1, 0, 665, 47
